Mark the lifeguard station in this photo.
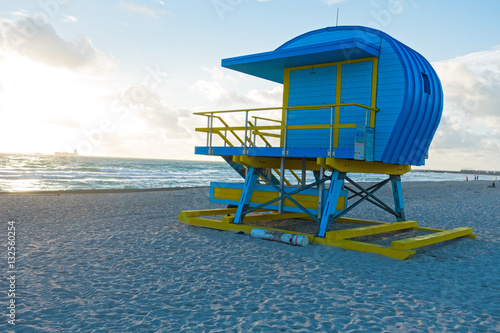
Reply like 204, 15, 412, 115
179, 26, 475, 259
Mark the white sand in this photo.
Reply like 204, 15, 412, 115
0, 181, 498, 332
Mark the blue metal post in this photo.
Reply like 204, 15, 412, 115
233, 166, 260, 224
317, 170, 345, 237
390, 175, 405, 221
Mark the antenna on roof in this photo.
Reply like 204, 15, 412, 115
336, 7, 339, 26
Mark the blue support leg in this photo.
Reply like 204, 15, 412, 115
391, 175, 406, 221
233, 167, 260, 224
317, 170, 346, 237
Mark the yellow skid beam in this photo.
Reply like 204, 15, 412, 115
179, 210, 475, 260
179, 214, 314, 239
316, 238, 416, 260
412, 225, 477, 239
326, 221, 418, 240
180, 208, 237, 217
391, 227, 474, 250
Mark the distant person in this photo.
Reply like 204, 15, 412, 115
488, 181, 495, 188
466, 176, 468, 181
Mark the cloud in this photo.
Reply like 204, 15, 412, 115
0, 16, 115, 75
60, 13, 78, 23
117, 83, 190, 138
427, 45, 500, 170
118, 2, 158, 18
43, 115, 82, 129
195, 79, 284, 108
71, 83, 195, 158
194, 67, 283, 107
246, 86, 283, 105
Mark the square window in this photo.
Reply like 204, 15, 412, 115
422, 72, 431, 95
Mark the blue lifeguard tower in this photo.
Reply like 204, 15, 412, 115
179, 26, 475, 259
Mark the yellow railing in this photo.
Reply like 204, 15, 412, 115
195, 103, 378, 156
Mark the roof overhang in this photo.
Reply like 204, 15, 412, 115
221, 38, 380, 83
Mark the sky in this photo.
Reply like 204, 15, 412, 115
0, 0, 499, 171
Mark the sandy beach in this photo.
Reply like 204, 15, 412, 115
1, 181, 498, 332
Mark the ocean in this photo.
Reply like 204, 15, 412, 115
0, 153, 494, 192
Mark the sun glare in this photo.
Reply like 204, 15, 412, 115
0, 53, 104, 154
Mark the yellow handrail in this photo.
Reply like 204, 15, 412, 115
194, 103, 378, 116
252, 116, 282, 123
197, 103, 376, 153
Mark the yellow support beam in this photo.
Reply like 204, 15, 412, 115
287, 124, 356, 130
196, 125, 282, 133
326, 221, 418, 240
391, 227, 474, 250
324, 158, 411, 175
370, 57, 379, 127
237, 155, 322, 171
212, 186, 345, 211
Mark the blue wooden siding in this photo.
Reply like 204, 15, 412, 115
287, 66, 336, 148
373, 38, 405, 161
379, 38, 442, 165
218, 26, 443, 166
280, 28, 408, 162
338, 61, 373, 149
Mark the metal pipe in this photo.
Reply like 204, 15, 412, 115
329, 106, 334, 157
253, 118, 257, 147
318, 167, 325, 215
278, 157, 285, 214
243, 110, 249, 155
282, 108, 288, 156
206, 116, 210, 147
209, 113, 214, 155
302, 159, 306, 186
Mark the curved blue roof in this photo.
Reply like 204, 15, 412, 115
222, 26, 443, 166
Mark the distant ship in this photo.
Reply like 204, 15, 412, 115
55, 149, 79, 156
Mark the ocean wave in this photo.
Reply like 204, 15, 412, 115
74, 167, 105, 173
0, 153, 496, 192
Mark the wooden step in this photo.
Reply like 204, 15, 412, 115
391, 227, 473, 250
